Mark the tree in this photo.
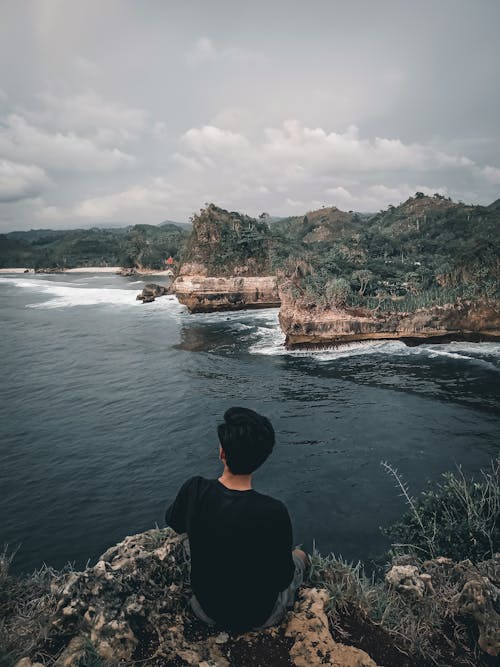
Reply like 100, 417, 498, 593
324, 277, 351, 307
351, 269, 373, 296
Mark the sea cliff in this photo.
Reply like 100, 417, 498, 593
173, 204, 280, 313
279, 297, 500, 348
174, 274, 280, 313
4, 528, 499, 667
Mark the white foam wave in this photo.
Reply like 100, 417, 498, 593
246, 316, 500, 369
0, 276, 180, 311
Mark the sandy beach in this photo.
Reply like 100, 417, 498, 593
0, 267, 173, 275
64, 267, 122, 273
0, 268, 36, 274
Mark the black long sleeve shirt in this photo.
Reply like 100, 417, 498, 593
165, 476, 295, 632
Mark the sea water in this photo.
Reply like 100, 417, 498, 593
0, 273, 499, 573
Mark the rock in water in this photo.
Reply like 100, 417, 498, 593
136, 283, 170, 303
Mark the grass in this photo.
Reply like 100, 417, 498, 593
381, 459, 499, 562
1, 463, 497, 666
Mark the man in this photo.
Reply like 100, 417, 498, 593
165, 406, 307, 633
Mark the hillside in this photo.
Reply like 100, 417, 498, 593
278, 193, 500, 312
0, 223, 188, 270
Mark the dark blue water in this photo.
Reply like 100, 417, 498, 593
1, 273, 499, 573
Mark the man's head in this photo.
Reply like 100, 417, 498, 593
217, 407, 275, 475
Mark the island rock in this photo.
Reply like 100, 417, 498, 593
173, 204, 280, 312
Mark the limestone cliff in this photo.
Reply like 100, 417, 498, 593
174, 204, 279, 312
174, 275, 280, 313
279, 295, 500, 348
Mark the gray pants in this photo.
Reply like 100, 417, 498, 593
190, 552, 306, 629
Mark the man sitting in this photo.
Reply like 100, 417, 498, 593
165, 406, 307, 633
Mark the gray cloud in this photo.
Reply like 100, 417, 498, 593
0, 159, 51, 203
0, 0, 499, 230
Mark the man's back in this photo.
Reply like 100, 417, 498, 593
165, 475, 295, 632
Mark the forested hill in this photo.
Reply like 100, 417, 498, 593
274, 193, 500, 312
0, 223, 189, 270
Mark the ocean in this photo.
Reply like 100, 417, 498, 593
0, 272, 499, 574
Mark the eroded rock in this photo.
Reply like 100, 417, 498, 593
136, 283, 171, 303
279, 295, 500, 348
285, 588, 378, 667
173, 275, 280, 313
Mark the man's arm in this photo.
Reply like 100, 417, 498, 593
271, 503, 296, 592
165, 477, 195, 534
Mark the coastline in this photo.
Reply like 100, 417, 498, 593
0, 267, 173, 275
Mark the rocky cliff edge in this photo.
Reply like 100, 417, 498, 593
279, 296, 500, 348
8, 528, 500, 667
174, 275, 280, 313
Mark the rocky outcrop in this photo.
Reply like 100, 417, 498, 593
386, 554, 500, 657
9, 529, 500, 666
136, 283, 171, 303
14, 528, 378, 667
174, 275, 280, 313
285, 588, 377, 667
279, 297, 500, 348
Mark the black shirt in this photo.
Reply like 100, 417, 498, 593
165, 476, 295, 632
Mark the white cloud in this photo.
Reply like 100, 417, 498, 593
325, 184, 449, 212
177, 121, 476, 186
40, 178, 175, 222
24, 91, 148, 143
482, 165, 500, 185
12, 119, 494, 228
0, 114, 135, 172
187, 37, 217, 65
181, 125, 250, 155
0, 159, 51, 203
186, 36, 265, 66
171, 121, 475, 213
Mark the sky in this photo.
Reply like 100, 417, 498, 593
0, 0, 499, 231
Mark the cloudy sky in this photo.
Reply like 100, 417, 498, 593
1, 0, 499, 230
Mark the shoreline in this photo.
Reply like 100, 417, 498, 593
0, 267, 173, 275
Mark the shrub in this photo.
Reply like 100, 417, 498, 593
381, 459, 499, 561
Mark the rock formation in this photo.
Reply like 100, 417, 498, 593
136, 283, 171, 303
12, 529, 379, 667
9, 529, 500, 666
173, 204, 280, 313
386, 554, 500, 657
174, 275, 280, 313
279, 295, 500, 348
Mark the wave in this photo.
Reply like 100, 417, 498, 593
246, 316, 500, 369
0, 276, 180, 311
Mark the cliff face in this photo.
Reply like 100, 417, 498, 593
279, 296, 500, 348
174, 205, 279, 312
174, 275, 280, 313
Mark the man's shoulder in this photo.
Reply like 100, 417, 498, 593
252, 490, 290, 516
178, 475, 211, 494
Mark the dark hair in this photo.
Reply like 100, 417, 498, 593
217, 407, 275, 475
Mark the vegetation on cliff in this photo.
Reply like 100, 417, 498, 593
276, 194, 500, 312
180, 204, 273, 276
0, 223, 188, 271
1, 462, 498, 667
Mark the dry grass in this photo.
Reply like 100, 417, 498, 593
0, 548, 65, 666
